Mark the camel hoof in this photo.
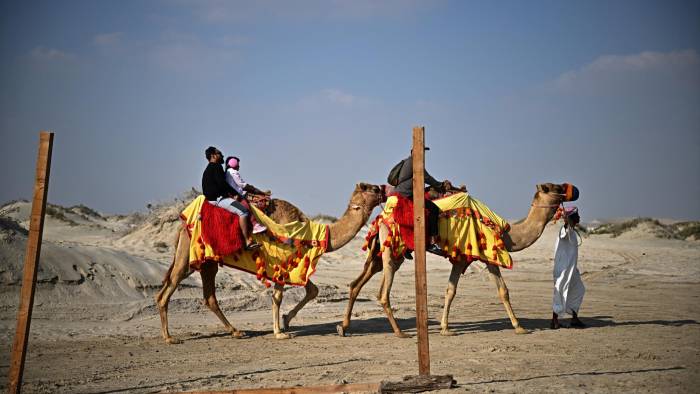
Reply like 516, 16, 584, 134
440, 329, 457, 336
336, 325, 347, 337
514, 326, 530, 335
232, 330, 246, 339
282, 314, 291, 331
275, 332, 292, 340
394, 332, 411, 339
165, 337, 182, 345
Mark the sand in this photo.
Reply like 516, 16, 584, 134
1, 200, 698, 393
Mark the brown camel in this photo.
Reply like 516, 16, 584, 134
337, 182, 579, 338
155, 183, 383, 343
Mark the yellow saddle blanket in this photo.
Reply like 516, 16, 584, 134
365, 192, 513, 269
181, 196, 329, 287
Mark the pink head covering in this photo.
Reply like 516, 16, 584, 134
564, 206, 578, 217
227, 157, 239, 168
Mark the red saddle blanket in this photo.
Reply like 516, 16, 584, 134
391, 193, 429, 251
200, 201, 244, 256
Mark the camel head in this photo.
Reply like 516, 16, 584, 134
350, 183, 384, 215
533, 183, 579, 221
536, 182, 579, 202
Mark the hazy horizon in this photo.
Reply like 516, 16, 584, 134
2, 1, 699, 221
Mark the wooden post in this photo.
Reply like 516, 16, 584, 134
8, 131, 54, 394
412, 126, 430, 376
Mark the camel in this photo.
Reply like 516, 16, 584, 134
155, 183, 383, 343
336, 182, 579, 338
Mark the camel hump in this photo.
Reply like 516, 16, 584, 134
267, 199, 308, 223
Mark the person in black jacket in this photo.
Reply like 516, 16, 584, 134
393, 147, 445, 257
202, 146, 260, 250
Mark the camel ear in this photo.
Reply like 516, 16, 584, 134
537, 184, 549, 193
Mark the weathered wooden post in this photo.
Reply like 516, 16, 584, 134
412, 126, 430, 375
375, 127, 454, 393
8, 131, 54, 394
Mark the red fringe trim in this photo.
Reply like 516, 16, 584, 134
389, 193, 430, 251
200, 201, 244, 256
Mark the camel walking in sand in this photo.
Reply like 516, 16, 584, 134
155, 183, 383, 343
337, 182, 578, 338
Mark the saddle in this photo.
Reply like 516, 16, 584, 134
248, 192, 272, 212
426, 180, 467, 200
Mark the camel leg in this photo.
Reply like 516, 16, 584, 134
200, 263, 245, 339
155, 228, 191, 344
271, 283, 290, 339
375, 256, 385, 302
337, 256, 382, 337
379, 253, 409, 338
487, 264, 529, 334
440, 261, 467, 336
282, 280, 319, 332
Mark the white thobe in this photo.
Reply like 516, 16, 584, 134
552, 225, 585, 315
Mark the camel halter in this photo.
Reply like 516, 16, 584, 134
531, 192, 566, 225
532, 183, 576, 209
532, 191, 584, 245
352, 190, 382, 214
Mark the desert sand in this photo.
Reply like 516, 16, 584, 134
1, 197, 699, 393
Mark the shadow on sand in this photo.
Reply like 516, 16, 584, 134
289, 315, 700, 337
186, 315, 699, 340
442, 316, 699, 334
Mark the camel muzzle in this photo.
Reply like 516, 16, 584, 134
564, 184, 579, 202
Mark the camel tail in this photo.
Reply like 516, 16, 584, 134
162, 226, 183, 286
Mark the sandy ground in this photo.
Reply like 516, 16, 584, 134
1, 201, 699, 393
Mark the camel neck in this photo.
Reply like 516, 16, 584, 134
327, 204, 372, 252
505, 194, 559, 252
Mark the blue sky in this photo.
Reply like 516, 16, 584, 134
1, 0, 699, 220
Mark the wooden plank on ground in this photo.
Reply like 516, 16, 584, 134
187, 382, 381, 393
379, 374, 456, 393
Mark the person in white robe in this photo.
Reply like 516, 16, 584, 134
551, 206, 586, 329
